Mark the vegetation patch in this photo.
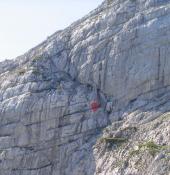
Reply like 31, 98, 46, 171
122, 126, 138, 131
161, 113, 170, 121
32, 53, 49, 62
130, 141, 169, 157
32, 55, 42, 62
101, 137, 127, 144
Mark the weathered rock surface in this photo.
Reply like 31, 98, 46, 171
0, 0, 170, 174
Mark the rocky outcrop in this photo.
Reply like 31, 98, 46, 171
0, 0, 170, 174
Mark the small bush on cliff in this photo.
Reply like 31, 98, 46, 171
101, 137, 127, 144
130, 141, 169, 157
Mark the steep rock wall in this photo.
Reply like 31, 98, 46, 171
0, 0, 170, 175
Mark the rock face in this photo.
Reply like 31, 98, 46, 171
0, 0, 170, 174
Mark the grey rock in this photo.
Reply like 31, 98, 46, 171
0, 0, 170, 174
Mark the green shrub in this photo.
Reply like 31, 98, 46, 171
101, 137, 127, 144
130, 141, 169, 157
32, 55, 42, 62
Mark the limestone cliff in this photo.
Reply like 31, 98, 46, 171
0, 0, 170, 174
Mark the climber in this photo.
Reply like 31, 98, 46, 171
90, 86, 101, 112
59, 86, 102, 118
90, 100, 100, 112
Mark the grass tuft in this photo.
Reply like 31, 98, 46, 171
101, 137, 127, 144
130, 141, 169, 157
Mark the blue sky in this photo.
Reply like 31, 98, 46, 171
0, 0, 103, 61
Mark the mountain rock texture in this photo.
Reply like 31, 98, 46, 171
0, 0, 170, 174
